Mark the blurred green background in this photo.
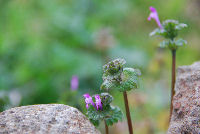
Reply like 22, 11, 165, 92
0, 0, 200, 133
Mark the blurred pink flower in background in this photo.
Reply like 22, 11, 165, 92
148, 6, 163, 29
70, 75, 79, 90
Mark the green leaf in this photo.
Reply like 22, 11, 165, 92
106, 119, 113, 126
116, 68, 141, 92
87, 106, 104, 121
175, 39, 187, 47
149, 28, 163, 36
105, 106, 123, 126
100, 79, 116, 91
159, 38, 187, 50
162, 20, 179, 39
90, 119, 100, 127
175, 23, 188, 30
150, 19, 187, 41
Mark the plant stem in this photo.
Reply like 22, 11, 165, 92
104, 120, 109, 134
170, 50, 176, 121
123, 91, 133, 134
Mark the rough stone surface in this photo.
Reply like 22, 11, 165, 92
168, 62, 200, 134
0, 104, 101, 134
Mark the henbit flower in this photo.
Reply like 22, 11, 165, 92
95, 94, 102, 110
148, 6, 163, 29
83, 93, 95, 109
71, 75, 79, 90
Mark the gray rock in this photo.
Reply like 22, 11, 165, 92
168, 62, 200, 134
0, 104, 101, 134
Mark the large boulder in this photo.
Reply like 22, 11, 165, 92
0, 104, 101, 134
168, 62, 200, 133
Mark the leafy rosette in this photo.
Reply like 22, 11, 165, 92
101, 59, 141, 92
150, 20, 187, 38
150, 19, 187, 50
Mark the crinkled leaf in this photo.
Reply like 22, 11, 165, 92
105, 106, 123, 126
116, 68, 140, 92
101, 70, 121, 91
100, 79, 116, 91
87, 106, 104, 121
87, 104, 123, 127
87, 105, 108, 126
102, 72, 122, 83
103, 58, 125, 75
150, 19, 187, 40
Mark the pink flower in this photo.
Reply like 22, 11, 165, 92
95, 95, 102, 110
83, 93, 95, 109
148, 6, 163, 29
70, 75, 79, 90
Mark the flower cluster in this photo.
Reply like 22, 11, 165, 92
83, 93, 102, 110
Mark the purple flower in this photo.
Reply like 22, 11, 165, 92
83, 93, 95, 109
148, 6, 163, 29
71, 75, 79, 90
95, 94, 102, 110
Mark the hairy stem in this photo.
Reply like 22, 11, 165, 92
104, 120, 109, 134
123, 91, 133, 134
170, 50, 176, 121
